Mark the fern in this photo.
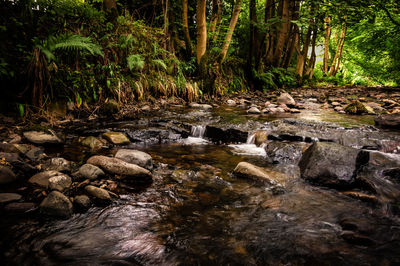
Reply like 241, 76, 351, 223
152, 59, 167, 71
53, 34, 104, 57
127, 54, 145, 71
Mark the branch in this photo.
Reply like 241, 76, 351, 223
380, 4, 400, 27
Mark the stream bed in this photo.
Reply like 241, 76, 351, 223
1, 105, 400, 265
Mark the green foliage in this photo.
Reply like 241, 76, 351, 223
127, 54, 145, 71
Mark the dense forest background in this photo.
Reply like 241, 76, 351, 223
0, 0, 399, 113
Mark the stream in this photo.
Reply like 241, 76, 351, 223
1, 104, 400, 265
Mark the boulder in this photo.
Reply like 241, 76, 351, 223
23, 131, 62, 144
233, 162, 287, 186
48, 174, 72, 192
299, 142, 360, 188
73, 195, 91, 212
375, 113, 400, 129
247, 107, 261, 114
277, 93, 296, 106
102, 99, 120, 115
39, 191, 73, 218
114, 149, 153, 170
86, 155, 152, 183
0, 193, 22, 204
227, 100, 236, 106
249, 130, 269, 147
79, 164, 105, 180
85, 185, 111, 201
0, 166, 16, 184
80, 136, 105, 150
29, 171, 64, 188
344, 100, 375, 115
102, 132, 130, 145
265, 142, 306, 165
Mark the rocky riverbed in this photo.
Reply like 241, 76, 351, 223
1, 86, 400, 265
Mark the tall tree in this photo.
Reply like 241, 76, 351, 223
323, 16, 332, 75
209, 0, 222, 42
329, 20, 347, 76
196, 0, 207, 65
220, 0, 242, 63
272, 0, 290, 67
182, 0, 192, 57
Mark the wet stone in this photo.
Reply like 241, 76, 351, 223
4, 202, 36, 213
247, 107, 261, 114
80, 136, 105, 150
39, 191, 73, 219
233, 162, 287, 187
43, 157, 75, 172
277, 93, 296, 107
103, 132, 130, 145
79, 164, 105, 180
23, 131, 62, 145
115, 149, 153, 170
74, 195, 91, 212
85, 185, 111, 201
0, 166, 16, 184
48, 174, 72, 192
375, 113, 400, 129
29, 171, 64, 189
0, 193, 22, 204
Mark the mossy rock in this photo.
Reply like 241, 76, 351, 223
344, 101, 375, 115
101, 99, 120, 116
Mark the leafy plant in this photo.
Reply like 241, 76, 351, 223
127, 54, 145, 71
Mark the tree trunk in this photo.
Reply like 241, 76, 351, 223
272, 0, 290, 67
282, 0, 300, 69
220, 0, 242, 63
209, 0, 222, 42
265, 0, 276, 65
306, 27, 318, 79
323, 16, 331, 74
196, 0, 207, 65
329, 21, 347, 76
182, 0, 192, 57
103, 0, 118, 19
248, 0, 259, 69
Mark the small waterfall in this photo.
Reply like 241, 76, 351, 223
191, 125, 206, 138
246, 133, 256, 144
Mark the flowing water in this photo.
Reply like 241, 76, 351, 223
2, 106, 400, 265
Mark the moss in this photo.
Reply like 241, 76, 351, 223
344, 100, 374, 115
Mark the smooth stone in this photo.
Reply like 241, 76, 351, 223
85, 185, 111, 201
0, 152, 20, 163
43, 157, 75, 172
189, 103, 213, 110
141, 105, 151, 111
79, 164, 105, 180
74, 195, 91, 211
250, 130, 269, 147
39, 191, 73, 218
289, 108, 301, 113
375, 113, 400, 129
4, 202, 36, 213
25, 147, 46, 161
227, 99, 236, 106
0, 166, 16, 184
81, 136, 105, 150
366, 102, 384, 112
299, 142, 360, 188
29, 171, 63, 188
48, 174, 72, 192
0, 193, 22, 203
23, 131, 62, 144
103, 132, 130, 145
233, 162, 287, 186
277, 93, 296, 106
247, 107, 261, 114
115, 149, 153, 170
87, 155, 152, 182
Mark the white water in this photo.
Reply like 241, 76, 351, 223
229, 132, 266, 157
180, 125, 209, 145
191, 125, 206, 138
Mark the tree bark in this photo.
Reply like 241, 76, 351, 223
248, 0, 259, 69
220, 0, 242, 63
196, 0, 207, 65
272, 0, 290, 67
323, 16, 331, 74
265, 0, 276, 65
306, 26, 318, 79
182, 0, 192, 57
282, 0, 300, 68
329, 21, 347, 76
209, 0, 222, 42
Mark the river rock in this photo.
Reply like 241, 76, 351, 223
265, 142, 306, 165
227, 99, 236, 106
0, 152, 20, 163
48, 174, 72, 192
233, 162, 287, 186
344, 101, 375, 115
277, 93, 296, 107
102, 99, 120, 115
366, 102, 384, 112
23, 131, 62, 144
4, 202, 36, 213
39, 191, 73, 218
43, 157, 75, 172
375, 113, 400, 129
115, 149, 153, 170
79, 164, 105, 180
0, 193, 22, 203
251, 130, 269, 146
73, 195, 91, 211
189, 103, 213, 110
86, 155, 152, 183
29, 171, 64, 188
247, 107, 261, 114
25, 147, 46, 161
103, 132, 130, 145
85, 185, 111, 201
81, 136, 105, 150
0, 166, 16, 184
299, 142, 360, 188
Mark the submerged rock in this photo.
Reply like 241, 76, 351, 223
299, 142, 360, 188
85, 185, 111, 201
375, 113, 400, 129
233, 162, 287, 187
0, 193, 22, 204
79, 164, 105, 180
0, 166, 16, 184
23, 131, 62, 144
87, 155, 152, 183
115, 149, 153, 170
103, 132, 130, 145
80, 136, 105, 150
39, 191, 73, 218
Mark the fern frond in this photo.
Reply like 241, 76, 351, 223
152, 59, 167, 71
53, 34, 104, 57
127, 54, 145, 71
